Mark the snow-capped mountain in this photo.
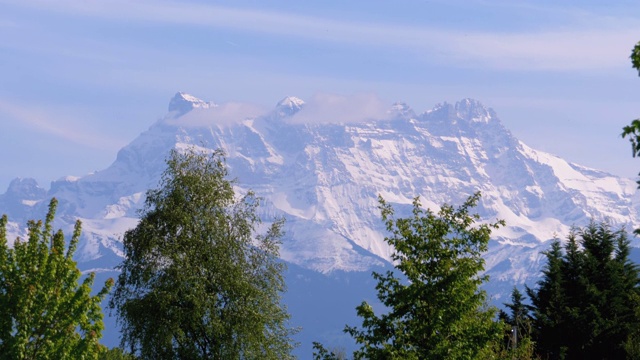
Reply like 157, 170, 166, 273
2, 92, 639, 355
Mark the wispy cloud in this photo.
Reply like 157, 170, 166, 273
452, 29, 638, 70
166, 102, 267, 127
3, 0, 639, 71
290, 93, 390, 124
0, 100, 122, 151
163, 93, 391, 126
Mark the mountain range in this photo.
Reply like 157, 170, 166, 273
2, 92, 639, 356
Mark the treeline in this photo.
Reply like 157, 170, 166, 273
312, 204, 640, 360
502, 225, 640, 359
3, 149, 640, 360
0, 149, 296, 360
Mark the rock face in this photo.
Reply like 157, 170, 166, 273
0, 178, 47, 229
2, 92, 639, 355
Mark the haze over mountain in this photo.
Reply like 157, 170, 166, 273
2, 92, 639, 356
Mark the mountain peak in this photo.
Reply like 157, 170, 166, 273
168, 92, 215, 117
277, 96, 305, 108
276, 96, 305, 116
5, 178, 45, 200
454, 98, 494, 123
389, 102, 415, 119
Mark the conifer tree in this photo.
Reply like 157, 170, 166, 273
0, 198, 113, 359
580, 224, 640, 359
528, 223, 640, 359
499, 288, 531, 346
110, 148, 296, 360
527, 240, 568, 359
496, 288, 535, 360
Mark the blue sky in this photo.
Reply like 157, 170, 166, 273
1, 0, 640, 191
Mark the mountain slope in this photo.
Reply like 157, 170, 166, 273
4, 92, 639, 278
2, 92, 639, 355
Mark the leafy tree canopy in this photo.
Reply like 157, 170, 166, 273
342, 192, 504, 360
110, 148, 296, 359
99, 347, 137, 360
0, 198, 113, 359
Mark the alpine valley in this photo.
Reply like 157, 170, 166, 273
3, 93, 640, 357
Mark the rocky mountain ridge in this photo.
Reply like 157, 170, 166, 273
3, 92, 638, 278
2, 92, 639, 354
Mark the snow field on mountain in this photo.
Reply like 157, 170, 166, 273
2, 91, 639, 300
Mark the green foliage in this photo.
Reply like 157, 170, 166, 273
526, 240, 567, 358
479, 322, 537, 360
621, 41, 640, 196
110, 148, 296, 359
624, 292, 640, 359
99, 347, 137, 360
312, 342, 348, 360
527, 223, 640, 359
344, 192, 504, 360
622, 119, 640, 160
495, 288, 536, 360
617, 40, 640, 359
501, 288, 532, 344
632, 41, 640, 76
0, 198, 113, 359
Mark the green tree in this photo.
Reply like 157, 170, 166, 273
528, 223, 640, 359
498, 287, 535, 359
344, 192, 504, 360
0, 198, 113, 359
526, 240, 568, 359
619, 40, 640, 360
621, 41, 640, 211
110, 148, 296, 360
99, 347, 137, 360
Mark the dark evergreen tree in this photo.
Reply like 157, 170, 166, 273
499, 288, 531, 348
496, 288, 535, 359
558, 231, 589, 359
582, 224, 640, 359
527, 240, 568, 359
528, 223, 640, 360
